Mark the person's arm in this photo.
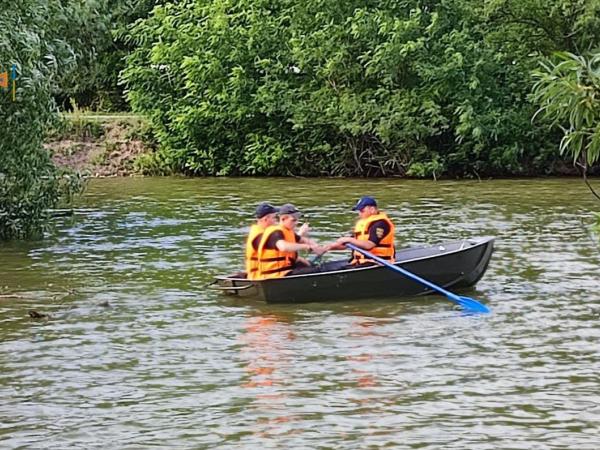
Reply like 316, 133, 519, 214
266, 231, 322, 256
298, 235, 320, 248
324, 241, 346, 251
298, 234, 314, 245
297, 233, 327, 256
332, 236, 376, 250
276, 239, 311, 253
265, 231, 305, 253
326, 220, 389, 251
277, 239, 328, 256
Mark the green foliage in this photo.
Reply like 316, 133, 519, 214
0, 0, 84, 240
55, 0, 164, 111
121, 0, 599, 177
48, 113, 105, 142
532, 51, 600, 168
133, 152, 174, 175
407, 158, 446, 180
594, 212, 600, 233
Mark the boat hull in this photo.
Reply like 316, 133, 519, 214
212, 236, 494, 303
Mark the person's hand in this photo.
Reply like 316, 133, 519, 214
336, 236, 352, 245
298, 222, 310, 237
309, 243, 327, 256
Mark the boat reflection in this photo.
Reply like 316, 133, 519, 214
238, 313, 300, 438
346, 314, 390, 388
239, 314, 295, 388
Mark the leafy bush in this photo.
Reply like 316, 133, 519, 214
55, 0, 165, 112
532, 51, 600, 168
121, 0, 599, 177
532, 50, 600, 203
0, 1, 84, 240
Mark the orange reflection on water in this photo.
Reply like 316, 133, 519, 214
346, 314, 393, 389
239, 315, 294, 389
239, 313, 299, 438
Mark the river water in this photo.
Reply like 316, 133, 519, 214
1, 178, 599, 449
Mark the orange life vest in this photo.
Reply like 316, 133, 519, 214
257, 225, 298, 279
245, 224, 266, 280
351, 212, 395, 265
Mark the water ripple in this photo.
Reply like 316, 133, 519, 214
1, 178, 599, 448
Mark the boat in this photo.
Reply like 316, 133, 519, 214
209, 236, 494, 303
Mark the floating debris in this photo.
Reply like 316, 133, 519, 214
28, 310, 49, 319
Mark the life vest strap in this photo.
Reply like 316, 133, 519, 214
261, 265, 294, 275
260, 256, 287, 262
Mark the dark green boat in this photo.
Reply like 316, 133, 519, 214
210, 236, 494, 303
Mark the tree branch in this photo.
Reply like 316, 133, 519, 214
576, 154, 600, 202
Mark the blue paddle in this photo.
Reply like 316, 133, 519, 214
346, 243, 490, 313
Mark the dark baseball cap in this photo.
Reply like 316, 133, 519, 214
351, 196, 377, 211
255, 202, 279, 218
279, 203, 301, 217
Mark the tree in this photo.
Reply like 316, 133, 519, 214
0, 1, 83, 240
55, 0, 164, 111
123, 0, 596, 178
532, 51, 600, 201
123, 0, 543, 176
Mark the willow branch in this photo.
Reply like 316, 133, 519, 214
576, 155, 600, 202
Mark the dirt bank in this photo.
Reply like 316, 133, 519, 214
46, 115, 155, 177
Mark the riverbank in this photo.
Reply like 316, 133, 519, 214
46, 113, 156, 177
46, 112, 599, 179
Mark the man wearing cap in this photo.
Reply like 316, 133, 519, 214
256, 203, 326, 278
245, 203, 279, 280
326, 196, 395, 265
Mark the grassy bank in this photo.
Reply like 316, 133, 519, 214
46, 113, 158, 177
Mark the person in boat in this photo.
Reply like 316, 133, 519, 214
326, 196, 396, 265
245, 203, 279, 280
256, 203, 327, 278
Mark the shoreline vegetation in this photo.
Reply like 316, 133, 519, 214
2, 0, 600, 239
48, 112, 597, 179
47, 113, 156, 177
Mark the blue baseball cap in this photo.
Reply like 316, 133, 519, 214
255, 202, 279, 218
351, 196, 377, 211
279, 203, 302, 218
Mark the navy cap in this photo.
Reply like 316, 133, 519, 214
255, 202, 279, 218
351, 196, 377, 211
279, 203, 301, 217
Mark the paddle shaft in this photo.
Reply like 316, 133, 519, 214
345, 243, 489, 312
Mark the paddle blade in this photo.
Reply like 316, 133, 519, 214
456, 296, 490, 313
